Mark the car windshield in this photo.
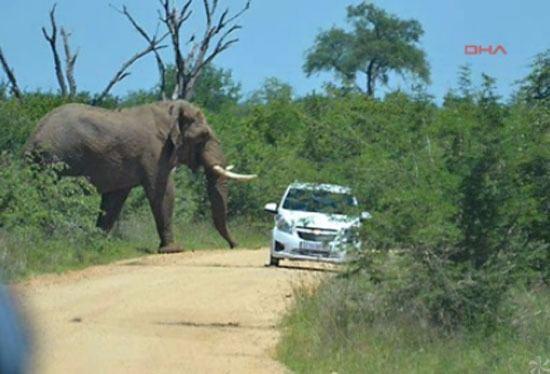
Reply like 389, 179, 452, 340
282, 188, 357, 215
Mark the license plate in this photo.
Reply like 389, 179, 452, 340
300, 241, 328, 251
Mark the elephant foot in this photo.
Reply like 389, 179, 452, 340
158, 244, 184, 254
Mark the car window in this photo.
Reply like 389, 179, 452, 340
282, 188, 357, 215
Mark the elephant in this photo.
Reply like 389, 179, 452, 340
24, 100, 256, 253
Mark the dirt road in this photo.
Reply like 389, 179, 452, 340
15, 249, 330, 374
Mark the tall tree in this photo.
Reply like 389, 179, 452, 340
41, 4, 79, 98
1, 1, 250, 103
0, 48, 22, 99
119, 0, 251, 101
518, 49, 550, 102
249, 77, 293, 104
191, 64, 241, 110
304, 2, 430, 97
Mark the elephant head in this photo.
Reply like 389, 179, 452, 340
166, 100, 256, 248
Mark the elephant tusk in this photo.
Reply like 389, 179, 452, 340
212, 165, 257, 182
226, 164, 235, 171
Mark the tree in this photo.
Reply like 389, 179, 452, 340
0, 1, 251, 103
191, 64, 241, 111
0, 4, 165, 103
517, 49, 550, 102
457, 64, 473, 99
41, 4, 78, 98
304, 2, 430, 97
0, 48, 22, 99
119, 0, 251, 101
249, 77, 293, 104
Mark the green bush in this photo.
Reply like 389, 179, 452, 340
278, 272, 549, 373
0, 153, 110, 279
0, 155, 99, 234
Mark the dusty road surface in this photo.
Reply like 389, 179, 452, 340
15, 249, 334, 374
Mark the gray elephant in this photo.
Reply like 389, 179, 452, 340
25, 100, 256, 253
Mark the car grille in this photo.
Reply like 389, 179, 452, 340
296, 227, 338, 242
296, 249, 330, 257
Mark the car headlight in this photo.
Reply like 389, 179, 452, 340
276, 217, 293, 234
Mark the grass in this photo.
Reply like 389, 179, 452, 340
0, 214, 270, 281
277, 276, 550, 373
114, 213, 270, 251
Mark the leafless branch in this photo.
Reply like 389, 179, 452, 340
0, 47, 22, 99
94, 40, 167, 104
114, 4, 170, 100
222, 0, 250, 27
183, 1, 249, 99
158, 0, 193, 99
60, 28, 78, 97
143, 0, 251, 100
41, 4, 67, 96
199, 24, 240, 70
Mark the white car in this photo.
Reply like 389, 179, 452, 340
264, 183, 371, 266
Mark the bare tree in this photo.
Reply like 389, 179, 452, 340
0, 47, 22, 99
2, 1, 249, 103
60, 28, 78, 97
42, 4, 68, 96
94, 36, 167, 104
120, 0, 252, 101
114, 5, 169, 100
41, 3, 167, 104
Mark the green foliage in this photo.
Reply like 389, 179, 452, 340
517, 49, 550, 102
0, 82, 7, 101
0, 156, 99, 235
351, 76, 549, 330
120, 89, 158, 107
0, 154, 107, 279
0, 93, 89, 153
304, 2, 430, 96
192, 64, 242, 111
248, 77, 293, 104
278, 274, 549, 373
274, 58, 546, 371
161, 63, 241, 112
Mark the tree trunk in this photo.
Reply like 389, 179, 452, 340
366, 59, 376, 97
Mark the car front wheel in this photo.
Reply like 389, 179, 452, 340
269, 255, 280, 267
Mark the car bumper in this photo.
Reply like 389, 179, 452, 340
271, 229, 359, 264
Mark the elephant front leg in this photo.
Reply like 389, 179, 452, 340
144, 177, 182, 254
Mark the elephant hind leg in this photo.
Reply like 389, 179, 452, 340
96, 189, 132, 232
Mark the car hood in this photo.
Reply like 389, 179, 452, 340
279, 210, 359, 231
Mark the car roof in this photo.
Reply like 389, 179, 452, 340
288, 182, 352, 194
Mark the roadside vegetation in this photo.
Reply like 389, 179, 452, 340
279, 274, 549, 373
275, 54, 549, 373
0, 1, 548, 371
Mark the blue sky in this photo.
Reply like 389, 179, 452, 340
0, 0, 548, 102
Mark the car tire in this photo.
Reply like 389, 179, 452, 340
269, 255, 280, 267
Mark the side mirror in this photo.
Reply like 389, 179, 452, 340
360, 211, 372, 221
264, 202, 278, 214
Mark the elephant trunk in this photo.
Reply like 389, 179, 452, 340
202, 139, 237, 248
206, 172, 237, 248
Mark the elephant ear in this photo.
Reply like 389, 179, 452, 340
181, 108, 211, 144
167, 101, 213, 170
169, 102, 210, 143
